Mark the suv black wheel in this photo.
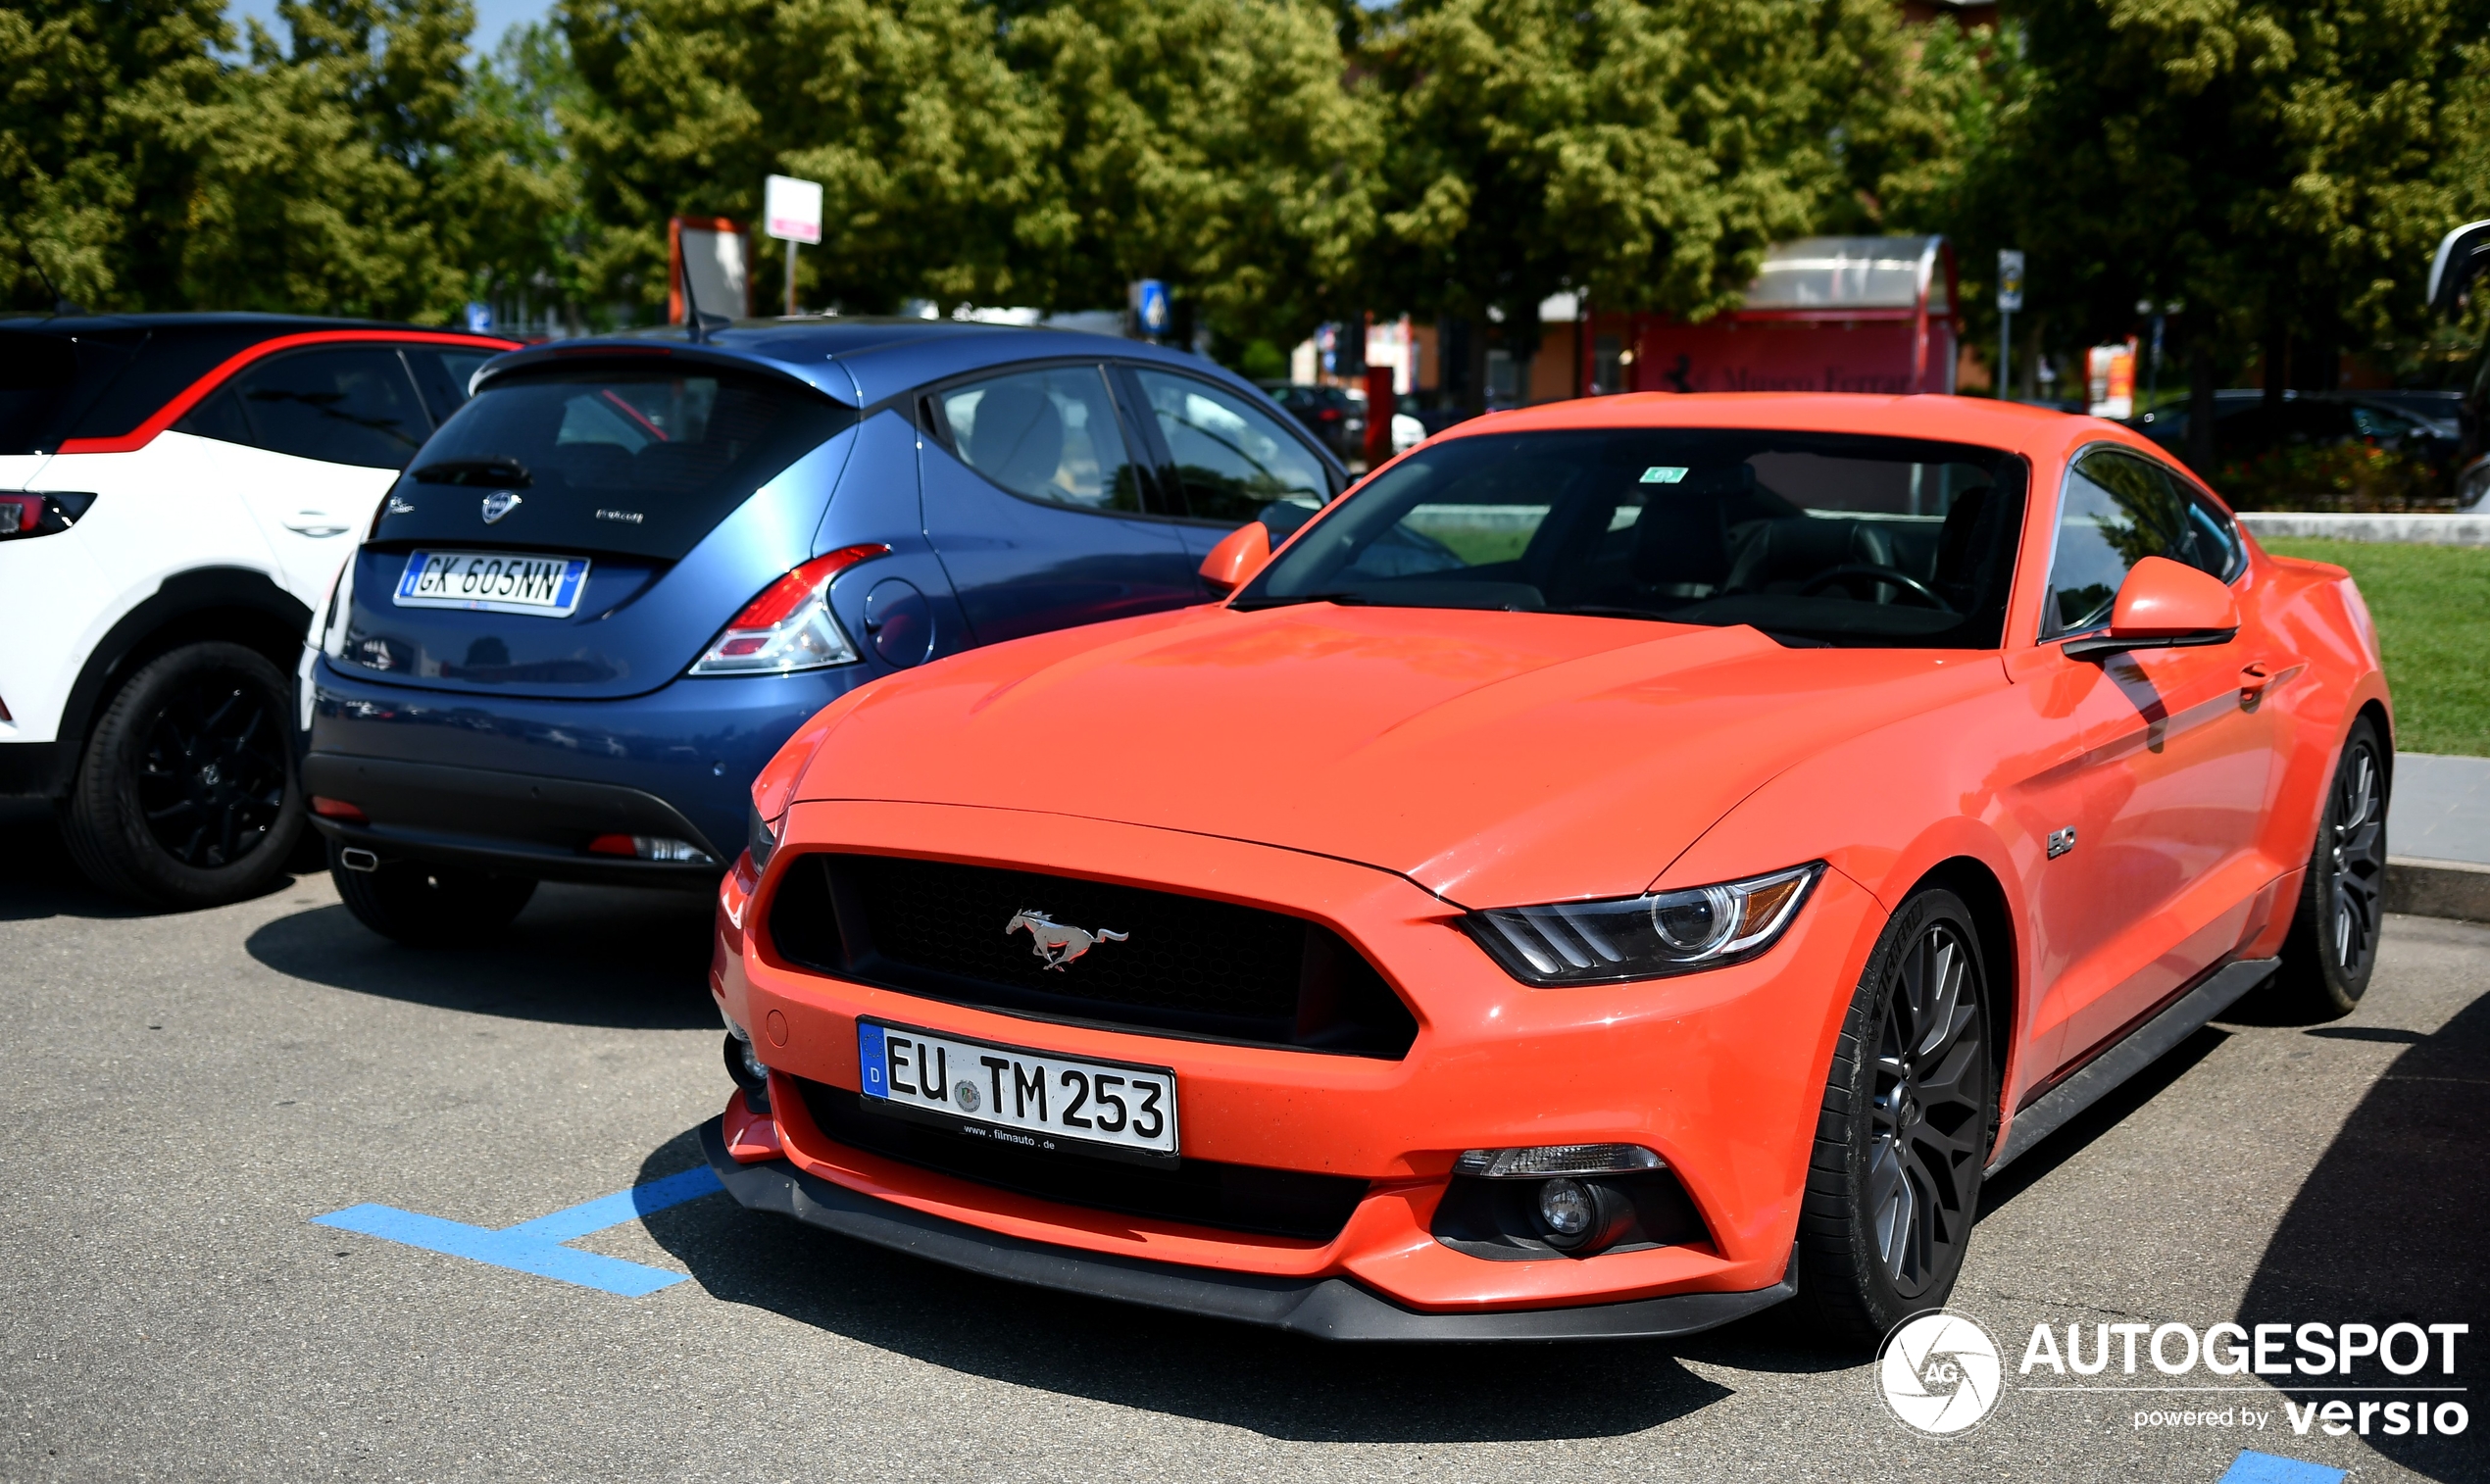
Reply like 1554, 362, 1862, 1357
1799, 887, 1994, 1347
2266, 717, 2389, 1020
329, 843, 536, 947
60, 641, 304, 908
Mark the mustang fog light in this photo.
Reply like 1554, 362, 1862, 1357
1534, 1177, 1636, 1254
1454, 1143, 1665, 1178
722, 1030, 772, 1113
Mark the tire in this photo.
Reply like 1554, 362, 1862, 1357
59, 640, 305, 909
2266, 717, 2389, 1020
1799, 887, 1995, 1349
328, 841, 536, 947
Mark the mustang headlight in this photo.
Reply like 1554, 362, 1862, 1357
1466, 863, 1823, 985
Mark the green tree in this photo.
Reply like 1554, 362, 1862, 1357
1358, 0, 1956, 407
562, 0, 1060, 317
5, 0, 570, 320
1988, 0, 2490, 454
172, 0, 582, 322
0, 0, 228, 309
459, 22, 593, 327
1006, 0, 1382, 349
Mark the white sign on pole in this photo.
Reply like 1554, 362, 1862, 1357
1996, 250, 2025, 313
765, 174, 823, 245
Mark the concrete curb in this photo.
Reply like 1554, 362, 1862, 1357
2386, 857, 2490, 923
2238, 512, 2490, 545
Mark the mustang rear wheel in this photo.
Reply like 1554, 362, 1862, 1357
59, 641, 305, 908
329, 843, 536, 947
2268, 717, 2389, 1020
1800, 887, 1994, 1347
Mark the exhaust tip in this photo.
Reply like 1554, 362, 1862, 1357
338, 847, 380, 873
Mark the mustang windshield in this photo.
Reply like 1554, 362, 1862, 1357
1235, 428, 2027, 648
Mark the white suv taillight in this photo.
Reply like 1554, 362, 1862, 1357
688, 543, 889, 675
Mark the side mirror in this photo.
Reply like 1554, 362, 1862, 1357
1199, 521, 1272, 597
2063, 555, 2241, 659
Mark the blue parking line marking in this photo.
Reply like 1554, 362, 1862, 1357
2216, 1452, 2348, 1484
314, 1165, 723, 1298
504, 1166, 723, 1244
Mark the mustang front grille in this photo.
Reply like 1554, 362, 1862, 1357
765, 853, 1419, 1058
797, 1080, 1369, 1241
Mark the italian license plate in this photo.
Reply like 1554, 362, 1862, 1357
858, 1019, 1178, 1161
393, 549, 591, 617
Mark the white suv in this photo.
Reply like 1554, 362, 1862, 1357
0, 314, 516, 906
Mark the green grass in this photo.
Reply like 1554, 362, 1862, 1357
2264, 538, 2490, 757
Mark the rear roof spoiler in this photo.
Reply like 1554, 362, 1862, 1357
475, 338, 861, 408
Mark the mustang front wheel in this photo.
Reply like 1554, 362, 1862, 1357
2269, 717, 2389, 1020
1800, 887, 1994, 1347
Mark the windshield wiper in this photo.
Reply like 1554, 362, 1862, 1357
1230, 591, 1370, 611
1553, 604, 1681, 621
410, 457, 530, 487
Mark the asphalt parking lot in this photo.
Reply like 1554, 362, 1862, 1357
2, 805, 2482, 1484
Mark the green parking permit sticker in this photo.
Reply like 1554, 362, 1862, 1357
1640, 467, 1689, 484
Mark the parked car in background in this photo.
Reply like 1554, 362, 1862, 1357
302, 319, 1347, 945
1264, 382, 1365, 461
1352, 391, 1429, 456
2137, 389, 2463, 478
0, 313, 517, 906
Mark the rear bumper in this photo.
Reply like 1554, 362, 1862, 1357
304, 754, 724, 887
700, 1117, 1796, 1341
306, 657, 862, 880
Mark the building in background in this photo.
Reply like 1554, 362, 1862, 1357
1583, 236, 1960, 400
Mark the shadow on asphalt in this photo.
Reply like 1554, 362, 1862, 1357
630, 1121, 1816, 1442
0, 800, 306, 922
2236, 983, 2489, 1484
246, 884, 719, 1030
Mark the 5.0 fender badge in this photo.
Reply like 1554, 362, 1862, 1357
1005, 910, 1128, 970
480, 490, 523, 523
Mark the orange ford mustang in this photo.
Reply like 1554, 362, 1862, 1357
701, 393, 2389, 1344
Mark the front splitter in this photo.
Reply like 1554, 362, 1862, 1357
698, 1117, 1795, 1342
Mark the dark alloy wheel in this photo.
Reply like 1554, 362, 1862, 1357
133, 670, 289, 868
2268, 718, 2390, 1019
60, 641, 306, 908
1801, 887, 1995, 1346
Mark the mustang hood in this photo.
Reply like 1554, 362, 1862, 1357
791, 604, 2000, 907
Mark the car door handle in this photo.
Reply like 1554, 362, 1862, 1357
282, 511, 351, 537
2239, 662, 2301, 710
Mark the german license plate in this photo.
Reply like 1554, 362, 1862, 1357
393, 550, 591, 617
857, 1020, 1178, 1160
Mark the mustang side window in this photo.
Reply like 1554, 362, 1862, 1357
937, 366, 1142, 514
2044, 449, 2237, 638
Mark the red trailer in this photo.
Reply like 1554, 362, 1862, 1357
1583, 235, 1959, 398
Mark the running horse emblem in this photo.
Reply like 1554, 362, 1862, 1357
1005, 910, 1128, 970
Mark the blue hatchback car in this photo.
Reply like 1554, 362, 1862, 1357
301, 320, 1348, 943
